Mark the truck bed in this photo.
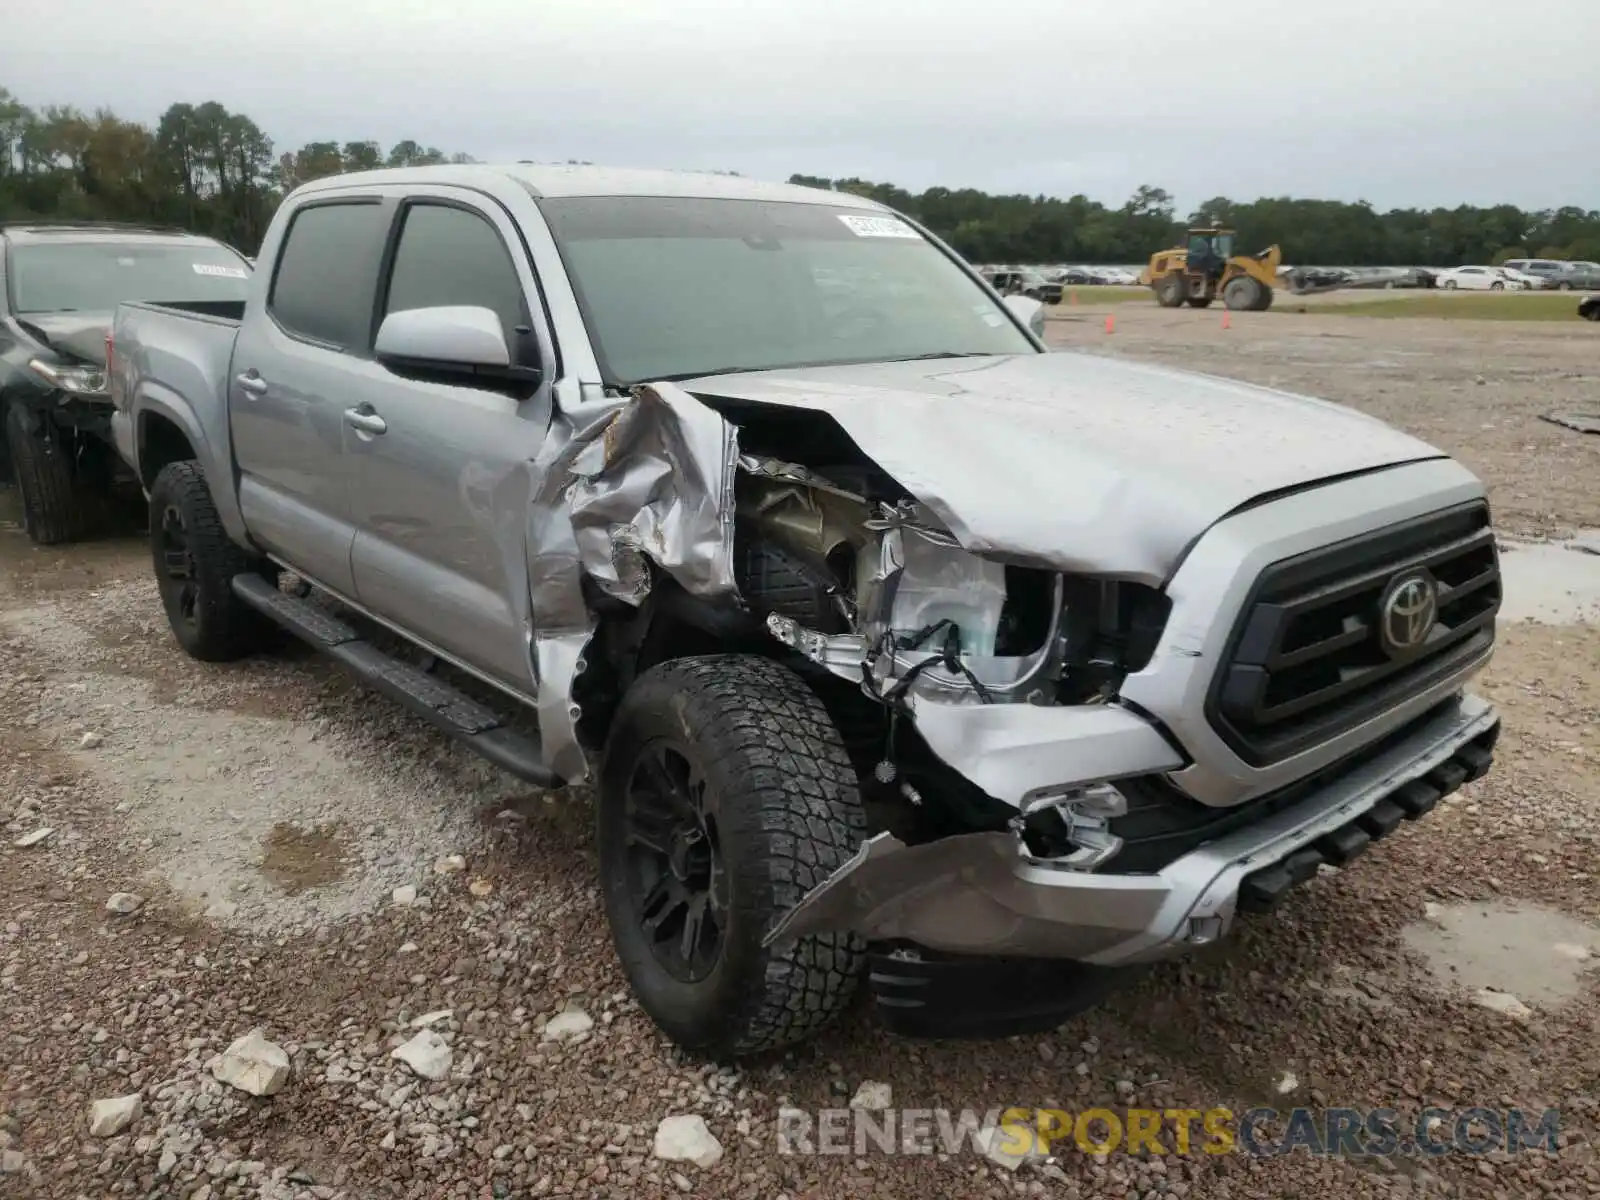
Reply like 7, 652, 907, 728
111, 299, 244, 487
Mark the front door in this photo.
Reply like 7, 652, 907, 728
345, 192, 556, 692
231, 197, 392, 595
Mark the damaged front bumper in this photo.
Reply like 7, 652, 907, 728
765, 692, 1499, 965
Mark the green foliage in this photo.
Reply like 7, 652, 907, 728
0, 85, 468, 253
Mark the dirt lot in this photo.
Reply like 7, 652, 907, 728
3, 306, 1599, 1199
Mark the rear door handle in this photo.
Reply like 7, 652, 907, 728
344, 406, 387, 436
235, 371, 268, 396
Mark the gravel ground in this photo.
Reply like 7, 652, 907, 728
3, 306, 1599, 1199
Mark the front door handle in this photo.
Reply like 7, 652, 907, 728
344, 406, 387, 436
235, 371, 268, 396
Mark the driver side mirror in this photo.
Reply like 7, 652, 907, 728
1003, 294, 1046, 338
375, 305, 511, 368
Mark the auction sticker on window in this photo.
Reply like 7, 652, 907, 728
837, 214, 922, 239
193, 263, 250, 279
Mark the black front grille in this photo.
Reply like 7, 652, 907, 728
1208, 502, 1500, 765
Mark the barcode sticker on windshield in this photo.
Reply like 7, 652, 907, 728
193, 263, 249, 279
837, 214, 921, 240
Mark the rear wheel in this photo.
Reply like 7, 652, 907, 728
1443, 279, 1458, 290
4, 404, 94, 545
1490, 281, 1505, 291
1558, 281, 1573, 291
1223, 276, 1262, 310
598, 655, 867, 1059
1154, 274, 1187, 308
149, 460, 272, 662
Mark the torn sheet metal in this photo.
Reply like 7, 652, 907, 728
525, 381, 742, 783
762, 829, 1175, 960
566, 383, 742, 605
904, 698, 1184, 808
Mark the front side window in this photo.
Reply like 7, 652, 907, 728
8, 239, 250, 315
538, 196, 1034, 385
382, 203, 527, 347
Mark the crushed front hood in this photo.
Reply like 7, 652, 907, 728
685, 352, 1442, 583
19, 311, 113, 366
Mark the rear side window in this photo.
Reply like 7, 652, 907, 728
382, 203, 527, 347
269, 202, 387, 348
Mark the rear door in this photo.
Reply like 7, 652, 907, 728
345, 188, 557, 691
230, 196, 392, 594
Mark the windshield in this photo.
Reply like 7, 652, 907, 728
537, 196, 1035, 385
8, 240, 251, 314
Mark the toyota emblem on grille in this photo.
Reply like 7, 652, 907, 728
1378, 570, 1439, 658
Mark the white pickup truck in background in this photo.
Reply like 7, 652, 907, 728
109, 164, 1503, 1058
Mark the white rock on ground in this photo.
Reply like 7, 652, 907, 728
468, 878, 494, 897
87, 1093, 142, 1137
1475, 989, 1533, 1020
79, 731, 104, 748
1275, 1070, 1300, 1095
392, 1030, 452, 1080
1552, 942, 1592, 961
211, 1028, 291, 1096
411, 1009, 453, 1028
105, 893, 145, 915
979, 1125, 1045, 1172
13, 828, 53, 848
433, 854, 466, 875
849, 1080, 892, 1110
391, 884, 417, 906
541, 1009, 593, 1041
652, 1114, 723, 1169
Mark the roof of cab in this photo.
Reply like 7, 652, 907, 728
294, 163, 889, 209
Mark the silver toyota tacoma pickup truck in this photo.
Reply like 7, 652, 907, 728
109, 165, 1502, 1058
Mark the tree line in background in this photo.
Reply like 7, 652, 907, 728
0, 86, 472, 252
3, 84, 1596, 268
792, 179, 1600, 268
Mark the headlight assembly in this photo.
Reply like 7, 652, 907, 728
28, 358, 109, 397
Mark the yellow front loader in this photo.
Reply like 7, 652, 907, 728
1139, 227, 1282, 311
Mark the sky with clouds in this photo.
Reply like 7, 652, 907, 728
6, 0, 1597, 211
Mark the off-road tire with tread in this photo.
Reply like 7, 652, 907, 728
5, 403, 93, 545
1252, 285, 1275, 311
1223, 276, 1262, 311
149, 460, 271, 662
1154, 274, 1187, 308
598, 655, 868, 1058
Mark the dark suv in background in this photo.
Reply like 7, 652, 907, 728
1, 222, 252, 543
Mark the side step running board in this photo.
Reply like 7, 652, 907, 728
231, 573, 561, 788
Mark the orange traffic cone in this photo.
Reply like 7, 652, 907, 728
1069, 289, 1079, 306
1221, 310, 1232, 330
1105, 313, 1115, 334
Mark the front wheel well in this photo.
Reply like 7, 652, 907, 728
138, 412, 198, 490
